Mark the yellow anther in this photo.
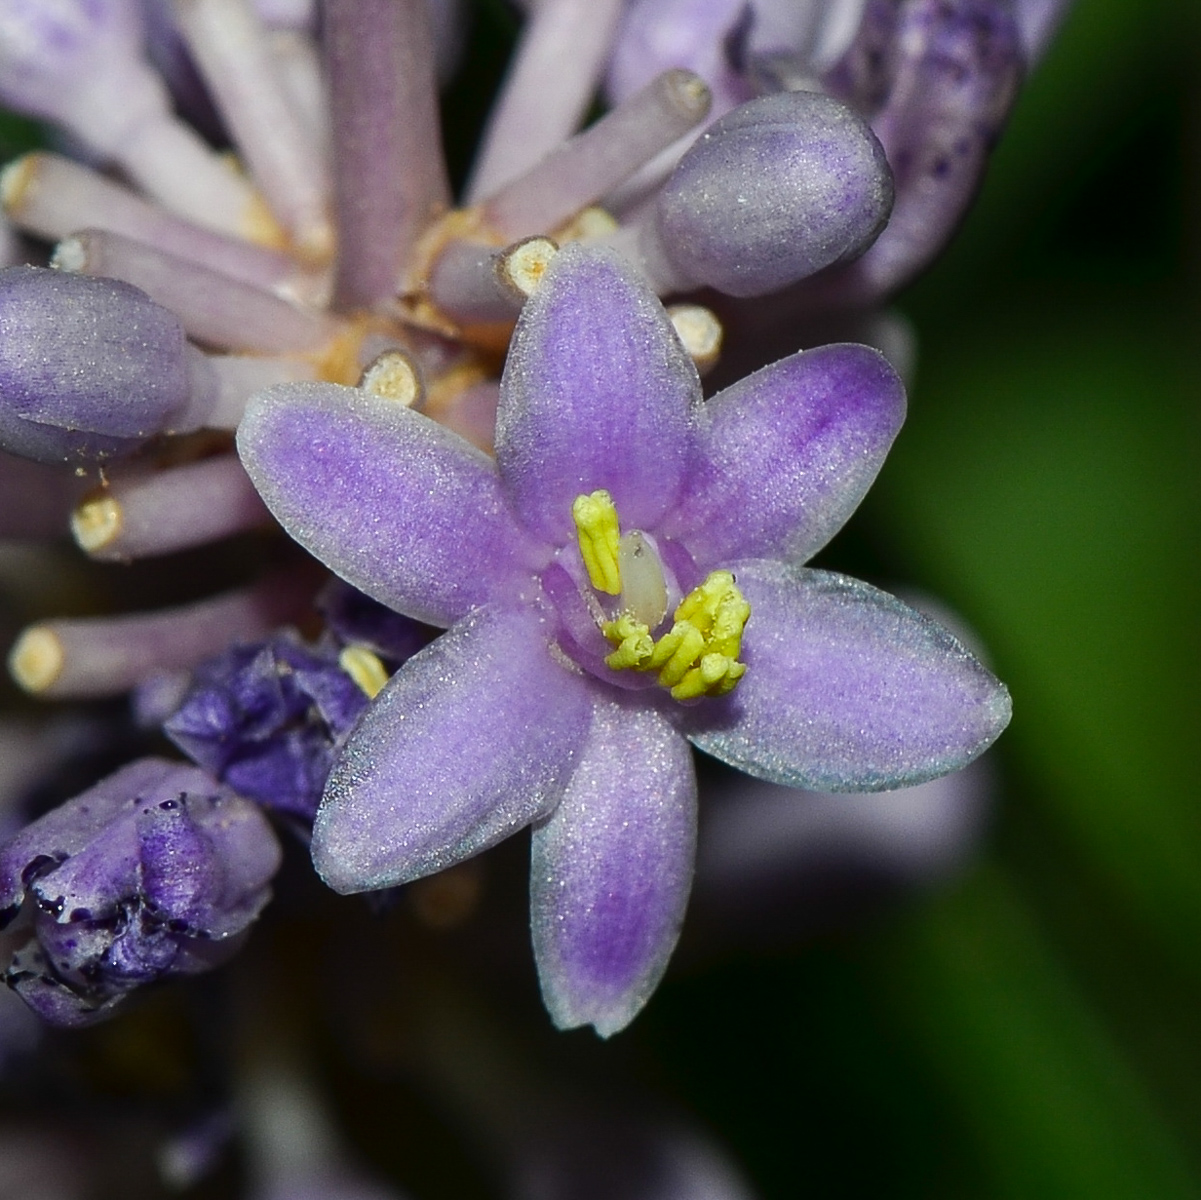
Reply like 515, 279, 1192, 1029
572, 490, 622, 595
673, 570, 750, 662
602, 614, 654, 670
605, 570, 751, 700
339, 644, 389, 699
652, 621, 707, 687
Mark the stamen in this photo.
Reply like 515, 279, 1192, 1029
203, 353, 317, 429
339, 645, 389, 699
572, 490, 622, 595
602, 569, 751, 701
602, 614, 653, 670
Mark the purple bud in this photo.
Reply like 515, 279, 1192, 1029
0, 266, 193, 464
162, 633, 379, 822
654, 91, 893, 297
316, 579, 438, 664
0, 758, 281, 1026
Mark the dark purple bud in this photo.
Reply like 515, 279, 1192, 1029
316, 579, 438, 664
0, 266, 193, 464
0, 758, 280, 1026
654, 90, 893, 297
163, 632, 386, 822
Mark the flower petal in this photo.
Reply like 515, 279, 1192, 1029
531, 698, 695, 1037
666, 343, 905, 565
495, 243, 701, 545
312, 604, 594, 892
688, 563, 1011, 791
237, 382, 542, 628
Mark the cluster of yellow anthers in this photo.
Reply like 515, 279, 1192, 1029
572, 490, 750, 702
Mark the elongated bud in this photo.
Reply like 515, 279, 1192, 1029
653, 91, 893, 297
0, 266, 192, 463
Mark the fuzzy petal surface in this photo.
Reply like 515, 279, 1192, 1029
495, 243, 701, 546
688, 563, 1011, 791
312, 604, 594, 892
668, 343, 905, 565
238, 382, 540, 628
531, 698, 695, 1037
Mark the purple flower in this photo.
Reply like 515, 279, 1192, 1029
238, 243, 1009, 1036
0, 757, 281, 1027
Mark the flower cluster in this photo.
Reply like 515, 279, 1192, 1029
0, 2, 1061, 1183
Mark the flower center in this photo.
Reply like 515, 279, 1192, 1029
571, 490, 750, 701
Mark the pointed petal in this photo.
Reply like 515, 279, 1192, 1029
667, 343, 905, 565
531, 699, 696, 1037
312, 604, 594, 892
495, 243, 701, 546
689, 563, 1011, 791
238, 382, 541, 628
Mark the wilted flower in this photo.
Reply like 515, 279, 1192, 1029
162, 595, 432, 822
0, 757, 281, 1026
238, 242, 1010, 1035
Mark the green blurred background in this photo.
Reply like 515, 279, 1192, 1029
643, 0, 1201, 1194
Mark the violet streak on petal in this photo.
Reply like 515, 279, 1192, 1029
237, 381, 541, 628
688, 563, 1012, 792
495, 243, 700, 547
531, 697, 696, 1037
666, 341, 905, 565
312, 604, 594, 893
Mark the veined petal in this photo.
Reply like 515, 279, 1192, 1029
667, 344, 905, 565
531, 698, 696, 1038
237, 382, 542, 629
495, 244, 701, 545
688, 563, 1010, 791
312, 604, 594, 892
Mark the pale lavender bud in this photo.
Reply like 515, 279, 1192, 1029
654, 90, 893, 296
0, 266, 193, 463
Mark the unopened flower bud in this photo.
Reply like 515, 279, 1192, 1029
0, 758, 281, 1026
653, 91, 893, 297
0, 266, 192, 463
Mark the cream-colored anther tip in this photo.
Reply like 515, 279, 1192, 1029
51, 236, 88, 273
71, 496, 122, 552
498, 237, 559, 299
359, 350, 423, 407
668, 304, 723, 375
9, 627, 64, 694
0, 154, 36, 215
